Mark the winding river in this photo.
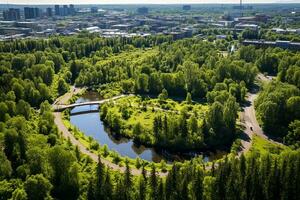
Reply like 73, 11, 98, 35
69, 91, 226, 163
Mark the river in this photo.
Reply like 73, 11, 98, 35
69, 91, 226, 163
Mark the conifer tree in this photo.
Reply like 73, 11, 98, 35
95, 155, 105, 199
103, 169, 113, 200
150, 164, 158, 199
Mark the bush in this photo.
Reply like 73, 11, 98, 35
47, 134, 57, 146
112, 151, 121, 164
102, 144, 109, 157
135, 157, 142, 169
160, 160, 167, 172
90, 141, 100, 151
230, 139, 242, 154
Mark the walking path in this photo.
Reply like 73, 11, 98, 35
52, 88, 166, 176
53, 95, 127, 111
239, 73, 283, 155
53, 74, 281, 175
52, 86, 85, 105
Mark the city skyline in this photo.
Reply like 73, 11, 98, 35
0, 0, 298, 5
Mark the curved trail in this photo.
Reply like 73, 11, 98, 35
52, 88, 167, 176
53, 112, 159, 176
53, 74, 280, 175
239, 74, 283, 155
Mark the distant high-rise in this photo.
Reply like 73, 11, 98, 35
24, 7, 34, 19
137, 7, 148, 15
24, 7, 40, 19
91, 7, 98, 13
55, 5, 60, 16
182, 5, 191, 11
24, 7, 32, 19
240, 0, 242, 10
46, 7, 53, 17
34, 8, 40, 18
63, 5, 69, 16
69, 4, 75, 15
3, 8, 20, 21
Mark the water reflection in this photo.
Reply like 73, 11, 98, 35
69, 92, 227, 163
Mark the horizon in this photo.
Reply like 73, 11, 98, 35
1, 0, 299, 6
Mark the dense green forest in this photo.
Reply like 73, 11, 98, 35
0, 33, 299, 199
96, 37, 256, 151
241, 45, 300, 148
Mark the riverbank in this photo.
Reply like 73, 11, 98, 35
52, 87, 170, 176
54, 111, 163, 175
52, 73, 283, 176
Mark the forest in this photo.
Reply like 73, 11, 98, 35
0, 33, 299, 199
239, 45, 300, 148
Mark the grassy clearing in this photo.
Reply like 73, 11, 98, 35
249, 134, 290, 155
111, 95, 209, 131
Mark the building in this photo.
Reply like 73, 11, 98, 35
137, 7, 148, 15
46, 8, 53, 17
236, 14, 269, 24
222, 12, 243, 21
242, 40, 300, 50
86, 26, 101, 33
0, 26, 32, 35
271, 28, 300, 35
254, 14, 269, 23
91, 7, 98, 13
216, 20, 235, 27
69, 4, 75, 15
24, 7, 33, 19
111, 24, 133, 31
181, 27, 193, 37
16, 21, 38, 29
3, 8, 20, 21
233, 5, 253, 10
235, 23, 259, 31
24, 7, 40, 19
55, 5, 60, 16
63, 5, 69, 16
182, 5, 191, 11
216, 35, 227, 39
35, 8, 40, 18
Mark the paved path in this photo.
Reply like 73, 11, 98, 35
52, 88, 166, 176
52, 86, 85, 106
53, 112, 160, 176
53, 74, 280, 174
239, 74, 282, 156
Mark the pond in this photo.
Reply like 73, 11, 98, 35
69, 91, 226, 163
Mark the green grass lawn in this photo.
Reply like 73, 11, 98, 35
108, 95, 209, 134
249, 134, 290, 155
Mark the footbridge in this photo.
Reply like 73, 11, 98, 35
53, 94, 127, 111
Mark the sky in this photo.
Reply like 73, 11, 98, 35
1, 0, 297, 5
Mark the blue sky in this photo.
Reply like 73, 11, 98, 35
1, 0, 294, 5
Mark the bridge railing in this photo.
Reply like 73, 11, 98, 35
52, 94, 128, 112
